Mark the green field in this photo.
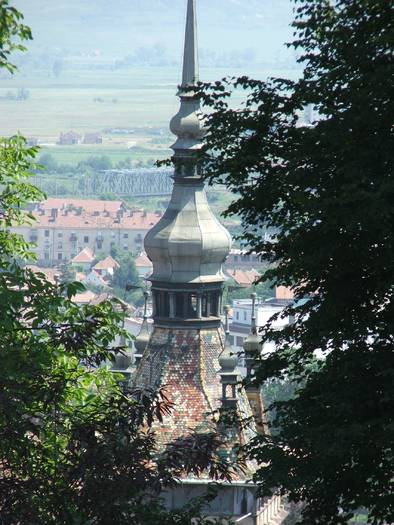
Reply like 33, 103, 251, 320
0, 66, 299, 140
0, 67, 179, 139
37, 144, 171, 166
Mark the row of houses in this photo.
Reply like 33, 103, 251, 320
229, 286, 295, 360
14, 198, 268, 271
13, 198, 163, 265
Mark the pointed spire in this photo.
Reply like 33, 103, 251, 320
243, 293, 261, 382
134, 291, 151, 357
244, 293, 260, 353
169, 0, 203, 153
220, 305, 237, 370
219, 305, 239, 409
250, 292, 257, 334
182, 0, 199, 87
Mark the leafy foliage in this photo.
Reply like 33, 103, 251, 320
0, 8, 234, 523
111, 251, 141, 290
198, 0, 394, 523
0, 140, 234, 525
0, 0, 32, 72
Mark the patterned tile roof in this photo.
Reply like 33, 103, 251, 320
134, 326, 257, 480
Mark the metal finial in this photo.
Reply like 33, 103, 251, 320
250, 292, 257, 334
182, 0, 198, 87
224, 305, 230, 335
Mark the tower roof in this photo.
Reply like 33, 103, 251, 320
144, 0, 231, 288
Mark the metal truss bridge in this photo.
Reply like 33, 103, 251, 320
33, 168, 174, 198
81, 168, 174, 197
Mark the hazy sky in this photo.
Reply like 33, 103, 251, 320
14, 0, 295, 65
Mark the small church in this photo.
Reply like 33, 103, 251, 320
124, 1, 287, 523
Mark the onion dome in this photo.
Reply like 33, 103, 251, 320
144, 184, 232, 284
144, 0, 231, 285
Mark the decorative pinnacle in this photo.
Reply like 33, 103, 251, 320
169, 0, 204, 154
250, 293, 257, 334
143, 290, 149, 319
182, 0, 198, 87
224, 305, 231, 335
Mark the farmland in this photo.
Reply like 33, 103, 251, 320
0, 65, 299, 166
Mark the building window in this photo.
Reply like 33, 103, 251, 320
123, 233, 128, 239
57, 253, 63, 261
243, 311, 247, 321
154, 290, 170, 317
123, 245, 128, 250
57, 242, 62, 249
44, 252, 49, 260
176, 293, 184, 317
229, 335, 235, 345
58, 232, 63, 238
188, 294, 198, 318
210, 291, 219, 316
84, 236, 89, 243
236, 311, 239, 320
45, 230, 50, 237
236, 336, 244, 347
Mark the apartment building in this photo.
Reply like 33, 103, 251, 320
224, 248, 265, 270
229, 287, 295, 358
12, 198, 162, 266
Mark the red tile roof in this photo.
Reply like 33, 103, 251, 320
72, 248, 95, 264
37, 198, 124, 215
135, 252, 152, 268
72, 289, 97, 304
25, 265, 59, 284
93, 255, 120, 271
275, 286, 295, 300
226, 268, 261, 287
30, 210, 162, 231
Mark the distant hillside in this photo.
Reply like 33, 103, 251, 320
14, 0, 295, 65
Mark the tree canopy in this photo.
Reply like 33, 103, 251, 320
198, 0, 394, 523
0, 6, 234, 524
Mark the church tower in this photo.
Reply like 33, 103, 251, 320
137, 0, 234, 446
134, 1, 287, 522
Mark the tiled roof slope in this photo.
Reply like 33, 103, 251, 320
135, 252, 153, 268
226, 268, 260, 287
30, 210, 162, 231
72, 248, 94, 264
93, 255, 120, 271
134, 326, 256, 479
37, 198, 124, 215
